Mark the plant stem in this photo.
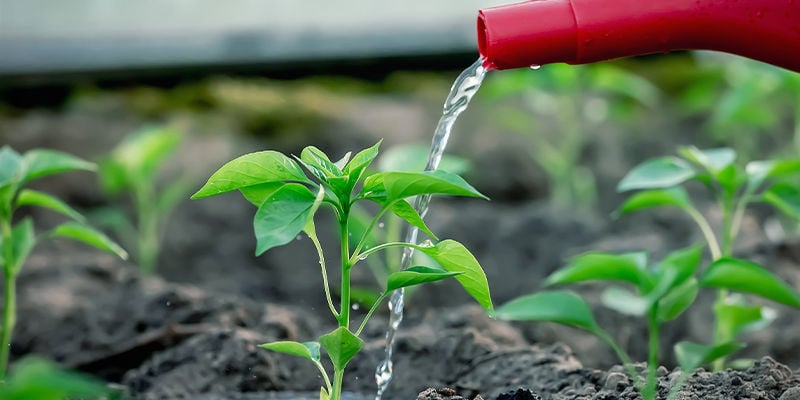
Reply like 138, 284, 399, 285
331, 368, 345, 400
338, 214, 350, 329
596, 329, 642, 390
0, 219, 15, 380
686, 207, 721, 260
644, 309, 660, 400
356, 292, 389, 336
308, 227, 338, 318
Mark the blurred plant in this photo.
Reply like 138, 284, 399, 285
349, 144, 471, 306
481, 63, 660, 209
678, 54, 800, 160
191, 142, 492, 400
97, 127, 189, 274
616, 146, 800, 369
0, 146, 127, 379
495, 242, 799, 400
0, 357, 112, 399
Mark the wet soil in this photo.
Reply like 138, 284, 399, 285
3, 82, 800, 399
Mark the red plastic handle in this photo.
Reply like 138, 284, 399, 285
478, 0, 800, 72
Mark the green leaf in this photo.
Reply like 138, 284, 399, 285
418, 239, 493, 310
9, 218, 35, 274
301, 146, 342, 178
747, 159, 800, 186
674, 341, 745, 372
0, 357, 109, 400
21, 149, 96, 183
655, 245, 703, 288
762, 183, 800, 219
15, 189, 85, 222
239, 182, 286, 207
715, 164, 745, 195
389, 200, 437, 240
192, 151, 309, 199
343, 141, 381, 183
50, 222, 128, 260
386, 266, 462, 291
492, 290, 599, 332
319, 327, 363, 371
545, 252, 650, 289
714, 301, 769, 339
365, 170, 487, 201
601, 286, 647, 316
617, 157, 695, 192
658, 278, 699, 322
616, 187, 691, 216
678, 146, 736, 173
97, 158, 129, 195
253, 183, 317, 255
110, 127, 180, 180
0, 146, 22, 187
259, 341, 321, 362
701, 257, 800, 308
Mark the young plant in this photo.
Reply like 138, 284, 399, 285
616, 145, 800, 368
0, 146, 128, 379
0, 357, 110, 400
493, 245, 800, 400
191, 142, 493, 400
97, 127, 188, 274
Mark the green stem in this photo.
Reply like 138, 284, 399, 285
355, 292, 389, 336
349, 241, 422, 266
331, 367, 345, 400
313, 360, 333, 395
644, 308, 660, 400
338, 214, 351, 329
686, 207, 722, 260
0, 217, 16, 380
308, 228, 338, 319
351, 205, 391, 258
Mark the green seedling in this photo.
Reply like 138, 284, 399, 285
97, 127, 188, 274
192, 142, 493, 400
0, 357, 111, 400
617, 145, 800, 368
494, 245, 800, 400
0, 146, 128, 379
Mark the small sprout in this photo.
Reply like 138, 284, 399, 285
192, 141, 492, 400
0, 145, 127, 379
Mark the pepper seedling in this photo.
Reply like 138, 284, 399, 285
493, 244, 800, 400
616, 145, 800, 368
96, 127, 189, 274
0, 146, 128, 380
192, 142, 493, 400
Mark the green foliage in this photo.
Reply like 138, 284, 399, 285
0, 357, 111, 400
97, 127, 189, 274
0, 145, 127, 380
481, 63, 660, 209
616, 146, 800, 369
192, 142, 491, 400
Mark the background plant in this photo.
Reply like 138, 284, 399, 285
0, 145, 128, 379
616, 146, 800, 368
191, 142, 492, 400
481, 63, 660, 209
0, 357, 111, 400
493, 244, 800, 400
96, 126, 188, 274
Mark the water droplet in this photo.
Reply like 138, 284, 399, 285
529, 64, 541, 70
165, 301, 172, 307
296, 235, 303, 241
351, 303, 360, 311
419, 240, 435, 248
378, 222, 385, 228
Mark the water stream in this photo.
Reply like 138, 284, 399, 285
374, 57, 489, 399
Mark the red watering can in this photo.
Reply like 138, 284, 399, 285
477, 0, 800, 72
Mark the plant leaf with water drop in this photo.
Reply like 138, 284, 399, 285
192, 151, 309, 199
493, 290, 600, 332
418, 239, 492, 310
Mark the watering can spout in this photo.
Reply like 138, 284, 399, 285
478, 0, 800, 72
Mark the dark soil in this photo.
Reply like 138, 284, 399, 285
2, 81, 800, 399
